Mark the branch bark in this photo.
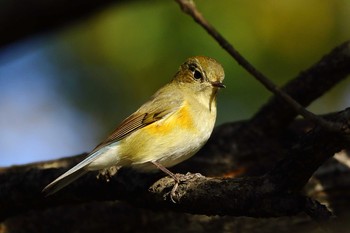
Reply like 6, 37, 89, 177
1, 108, 349, 221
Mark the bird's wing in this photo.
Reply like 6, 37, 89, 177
91, 87, 184, 153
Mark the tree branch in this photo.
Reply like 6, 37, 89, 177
268, 109, 350, 192
174, 0, 348, 133
1, 108, 349, 221
248, 41, 350, 137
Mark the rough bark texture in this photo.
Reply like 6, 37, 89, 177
0, 117, 349, 232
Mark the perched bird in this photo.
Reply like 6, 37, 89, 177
43, 56, 225, 199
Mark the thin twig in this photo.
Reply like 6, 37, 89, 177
174, 0, 345, 133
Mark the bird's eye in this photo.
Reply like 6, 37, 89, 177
193, 70, 203, 80
189, 64, 203, 80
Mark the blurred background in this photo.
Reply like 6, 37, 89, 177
0, 0, 349, 166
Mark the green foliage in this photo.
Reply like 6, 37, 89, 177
49, 0, 350, 129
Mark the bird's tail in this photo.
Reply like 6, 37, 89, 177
42, 150, 106, 196
43, 142, 121, 196
42, 168, 88, 196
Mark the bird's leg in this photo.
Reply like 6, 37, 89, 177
151, 161, 180, 202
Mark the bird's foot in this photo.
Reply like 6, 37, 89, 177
169, 172, 203, 203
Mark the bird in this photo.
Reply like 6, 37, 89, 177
43, 56, 225, 200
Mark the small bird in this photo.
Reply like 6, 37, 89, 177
43, 56, 225, 199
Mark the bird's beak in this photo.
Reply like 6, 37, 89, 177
211, 81, 226, 88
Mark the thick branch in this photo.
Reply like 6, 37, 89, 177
269, 109, 350, 191
1, 108, 349, 221
0, 162, 323, 221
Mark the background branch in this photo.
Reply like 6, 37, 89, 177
175, 0, 346, 133
247, 41, 350, 137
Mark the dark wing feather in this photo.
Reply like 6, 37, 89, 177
104, 113, 148, 142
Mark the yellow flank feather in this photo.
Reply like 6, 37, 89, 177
145, 101, 194, 135
118, 100, 199, 164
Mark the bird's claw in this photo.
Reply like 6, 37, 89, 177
168, 172, 203, 203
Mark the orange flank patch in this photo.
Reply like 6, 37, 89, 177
144, 102, 195, 135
